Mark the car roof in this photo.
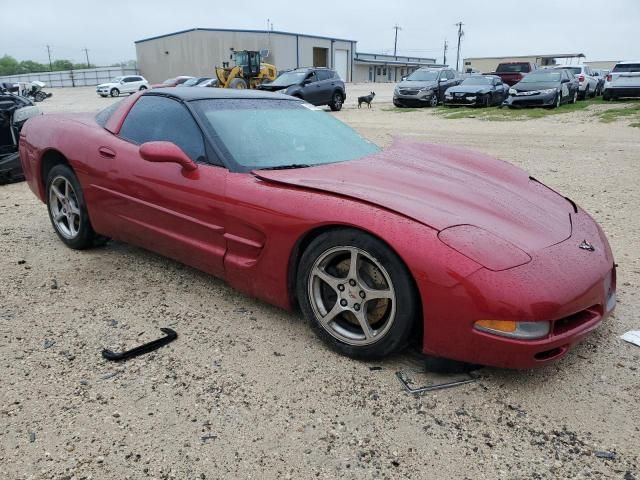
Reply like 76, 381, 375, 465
145, 87, 299, 102
417, 67, 447, 71
615, 60, 640, 64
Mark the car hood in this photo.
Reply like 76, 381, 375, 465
512, 81, 559, 92
446, 85, 491, 94
253, 139, 573, 253
258, 83, 292, 92
396, 80, 437, 90
97, 83, 117, 88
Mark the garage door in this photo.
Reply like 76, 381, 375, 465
334, 49, 348, 81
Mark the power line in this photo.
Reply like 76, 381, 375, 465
393, 24, 402, 57
443, 39, 448, 65
82, 47, 91, 68
455, 22, 464, 71
46, 45, 53, 71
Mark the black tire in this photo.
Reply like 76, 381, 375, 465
34, 91, 47, 102
46, 164, 107, 249
581, 86, 588, 100
229, 78, 247, 89
603, 91, 611, 101
570, 89, 578, 104
110, 88, 120, 97
429, 93, 438, 107
329, 91, 344, 111
139, 85, 147, 91
297, 228, 418, 360
483, 94, 491, 108
393, 100, 404, 108
551, 91, 561, 109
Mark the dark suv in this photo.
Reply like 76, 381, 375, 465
393, 67, 461, 107
258, 68, 346, 111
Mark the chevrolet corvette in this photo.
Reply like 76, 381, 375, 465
19, 88, 616, 368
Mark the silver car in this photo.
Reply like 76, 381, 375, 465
393, 68, 461, 108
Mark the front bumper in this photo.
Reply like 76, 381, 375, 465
444, 93, 484, 106
0, 151, 24, 184
421, 210, 616, 369
393, 90, 436, 107
503, 90, 557, 108
96, 87, 111, 96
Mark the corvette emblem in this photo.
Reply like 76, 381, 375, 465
579, 240, 595, 252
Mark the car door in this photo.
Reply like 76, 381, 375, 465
493, 77, 506, 102
86, 95, 228, 278
121, 77, 135, 93
316, 70, 334, 104
300, 71, 322, 104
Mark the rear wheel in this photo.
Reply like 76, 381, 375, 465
110, 88, 120, 97
297, 229, 418, 359
229, 78, 247, 89
46, 164, 107, 249
139, 85, 147, 91
329, 92, 344, 111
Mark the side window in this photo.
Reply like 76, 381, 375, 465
123, 77, 134, 83
445, 70, 454, 80
317, 70, 332, 81
306, 72, 318, 83
119, 96, 206, 163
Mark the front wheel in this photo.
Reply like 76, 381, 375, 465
552, 91, 561, 108
429, 93, 438, 107
570, 89, 578, 104
329, 92, 343, 111
297, 229, 418, 359
46, 164, 107, 249
229, 78, 247, 89
110, 88, 120, 97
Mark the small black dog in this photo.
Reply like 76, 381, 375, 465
358, 91, 376, 108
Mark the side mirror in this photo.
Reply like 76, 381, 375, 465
561, 78, 569, 83
303, 78, 312, 86
401, 76, 407, 81
139, 141, 197, 171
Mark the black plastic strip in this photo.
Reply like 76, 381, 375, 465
102, 328, 177, 361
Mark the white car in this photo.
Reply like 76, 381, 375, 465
603, 61, 640, 100
552, 65, 598, 99
96, 75, 149, 97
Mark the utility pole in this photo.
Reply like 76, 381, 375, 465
82, 47, 90, 68
443, 39, 448, 66
455, 22, 464, 71
46, 45, 53, 71
393, 24, 402, 57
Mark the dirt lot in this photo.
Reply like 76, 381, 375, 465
1, 86, 639, 480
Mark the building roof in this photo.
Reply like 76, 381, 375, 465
355, 52, 438, 66
464, 53, 585, 60
135, 28, 356, 44
144, 87, 297, 102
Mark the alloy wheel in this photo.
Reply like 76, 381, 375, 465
307, 246, 397, 346
48, 176, 81, 239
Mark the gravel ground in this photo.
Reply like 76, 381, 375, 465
1, 86, 639, 480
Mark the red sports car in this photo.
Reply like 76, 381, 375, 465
19, 88, 616, 368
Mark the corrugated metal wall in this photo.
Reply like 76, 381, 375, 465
0, 67, 139, 88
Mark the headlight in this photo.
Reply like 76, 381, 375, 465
540, 88, 557, 94
419, 87, 434, 92
474, 319, 551, 339
509, 88, 517, 95
13, 106, 40, 123
394, 86, 400, 94
438, 225, 531, 271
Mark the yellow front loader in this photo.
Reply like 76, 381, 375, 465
215, 50, 277, 89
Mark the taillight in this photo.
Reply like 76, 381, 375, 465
606, 74, 612, 81
578, 75, 585, 82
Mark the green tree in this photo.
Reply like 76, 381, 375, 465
51, 59, 73, 71
0, 55, 20, 75
18, 60, 47, 74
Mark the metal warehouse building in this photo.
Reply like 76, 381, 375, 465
135, 28, 437, 83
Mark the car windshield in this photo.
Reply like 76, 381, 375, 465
269, 71, 308, 86
462, 77, 492, 85
613, 63, 640, 73
405, 70, 439, 81
181, 78, 199, 86
521, 72, 562, 83
162, 78, 176, 85
192, 99, 380, 171
496, 64, 530, 73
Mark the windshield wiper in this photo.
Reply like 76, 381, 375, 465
260, 164, 312, 171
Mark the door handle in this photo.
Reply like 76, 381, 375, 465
98, 146, 116, 158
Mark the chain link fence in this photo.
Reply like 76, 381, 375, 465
0, 66, 140, 87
